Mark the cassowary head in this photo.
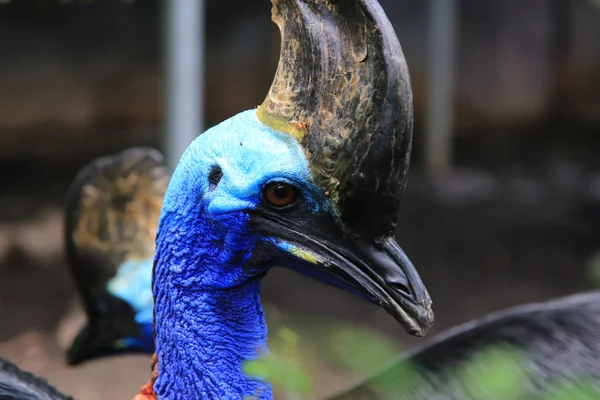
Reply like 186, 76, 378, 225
66, 0, 434, 368
156, 0, 433, 337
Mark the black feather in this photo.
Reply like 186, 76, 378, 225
331, 291, 600, 399
0, 357, 72, 400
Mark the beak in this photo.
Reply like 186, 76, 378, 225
253, 212, 434, 337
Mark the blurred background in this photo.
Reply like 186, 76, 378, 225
0, 0, 599, 398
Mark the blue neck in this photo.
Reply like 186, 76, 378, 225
153, 278, 271, 399
149, 109, 322, 399
152, 193, 273, 400
107, 257, 156, 352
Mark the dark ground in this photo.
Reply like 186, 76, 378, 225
1, 144, 600, 399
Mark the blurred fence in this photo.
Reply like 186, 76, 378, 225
0, 0, 598, 165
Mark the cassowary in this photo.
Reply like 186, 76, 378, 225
0, 0, 434, 399
64, 146, 168, 365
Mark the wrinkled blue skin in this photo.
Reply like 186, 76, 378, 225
152, 109, 327, 400
105, 253, 369, 358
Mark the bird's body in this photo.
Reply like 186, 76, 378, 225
0, 358, 71, 400
331, 291, 600, 399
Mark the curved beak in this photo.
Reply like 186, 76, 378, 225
254, 211, 434, 337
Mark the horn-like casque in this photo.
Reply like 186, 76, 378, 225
258, 0, 413, 238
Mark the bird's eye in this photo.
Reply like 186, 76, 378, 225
263, 182, 298, 208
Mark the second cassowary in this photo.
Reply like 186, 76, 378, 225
64, 147, 168, 365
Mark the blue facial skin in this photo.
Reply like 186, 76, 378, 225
152, 109, 325, 400
106, 257, 155, 352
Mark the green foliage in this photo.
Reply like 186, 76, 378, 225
245, 322, 600, 400
244, 327, 313, 400
540, 376, 600, 400
457, 346, 527, 400
586, 251, 600, 288
327, 326, 399, 374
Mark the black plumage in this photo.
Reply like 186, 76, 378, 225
0, 358, 71, 400
330, 291, 600, 399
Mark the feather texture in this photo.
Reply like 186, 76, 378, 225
331, 291, 600, 399
0, 358, 71, 400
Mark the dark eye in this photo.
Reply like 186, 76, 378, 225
263, 182, 298, 208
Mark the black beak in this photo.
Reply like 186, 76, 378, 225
350, 237, 434, 336
253, 211, 434, 337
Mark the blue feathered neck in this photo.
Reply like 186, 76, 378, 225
150, 109, 314, 399
153, 209, 271, 399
